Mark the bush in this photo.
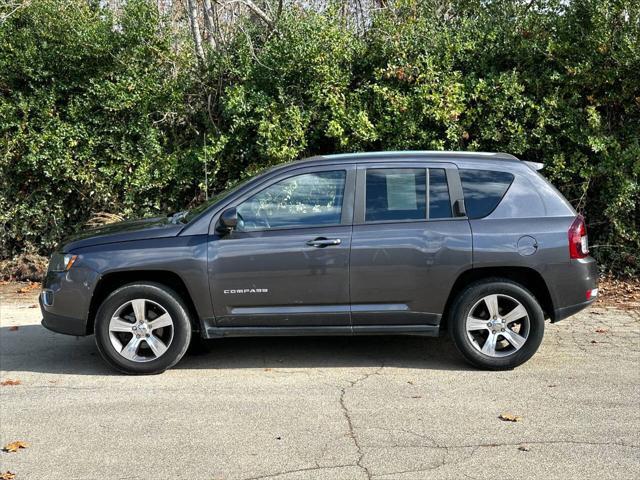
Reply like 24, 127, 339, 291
0, 0, 200, 256
1, 0, 638, 274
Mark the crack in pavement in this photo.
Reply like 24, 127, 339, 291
365, 438, 640, 450
241, 463, 359, 480
338, 366, 385, 480
368, 439, 639, 479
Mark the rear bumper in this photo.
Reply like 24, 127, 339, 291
553, 298, 596, 322
549, 256, 598, 323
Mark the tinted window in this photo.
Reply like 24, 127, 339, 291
459, 169, 515, 219
428, 169, 452, 219
237, 171, 345, 231
366, 169, 426, 222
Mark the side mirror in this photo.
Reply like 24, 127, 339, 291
217, 207, 238, 233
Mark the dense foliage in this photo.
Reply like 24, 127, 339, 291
1, 0, 638, 274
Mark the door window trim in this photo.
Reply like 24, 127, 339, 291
354, 162, 466, 225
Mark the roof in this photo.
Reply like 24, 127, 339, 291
296, 150, 520, 166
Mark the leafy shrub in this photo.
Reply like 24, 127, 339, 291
1, 0, 638, 274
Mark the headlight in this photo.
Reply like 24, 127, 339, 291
48, 253, 78, 272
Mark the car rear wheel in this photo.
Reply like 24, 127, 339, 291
95, 282, 192, 374
449, 279, 544, 370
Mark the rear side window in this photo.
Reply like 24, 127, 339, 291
459, 169, 514, 219
366, 169, 426, 222
428, 169, 452, 219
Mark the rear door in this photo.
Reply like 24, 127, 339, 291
350, 162, 472, 328
208, 165, 356, 328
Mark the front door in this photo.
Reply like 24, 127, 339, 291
350, 163, 472, 327
209, 166, 355, 328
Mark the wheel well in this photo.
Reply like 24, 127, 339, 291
441, 267, 554, 330
87, 270, 200, 334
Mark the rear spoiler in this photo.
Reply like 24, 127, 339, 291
523, 161, 544, 171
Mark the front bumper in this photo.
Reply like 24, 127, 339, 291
41, 295, 88, 336
39, 265, 100, 336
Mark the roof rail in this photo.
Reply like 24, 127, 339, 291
319, 150, 521, 161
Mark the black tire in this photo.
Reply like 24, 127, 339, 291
95, 282, 192, 374
449, 279, 545, 370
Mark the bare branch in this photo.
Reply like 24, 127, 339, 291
214, 0, 273, 27
203, 0, 217, 49
0, 0, 30, 25
186, 0, 206, 62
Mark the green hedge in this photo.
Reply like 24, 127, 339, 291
1, 0, 638, 274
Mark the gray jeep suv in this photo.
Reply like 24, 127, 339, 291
40, 151, 598, 374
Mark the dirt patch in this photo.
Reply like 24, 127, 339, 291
597, 275, 640, 310
0, 254, 48, 282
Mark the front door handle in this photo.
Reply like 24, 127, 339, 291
306, 237, 341, 248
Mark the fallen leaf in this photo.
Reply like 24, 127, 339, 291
0, 380, 21, 386
498, 413, 522, 422
518, 444, 531, 452
48, 380, 57, 384
595, 328, 608, 333
407, 381, 414, 385
264, 368, 272, 372
16, 283, 39, 294
0, 471, 16, 480
28, 304, 37, 308
8, 326, 18, 331
2, 441, 29, 453
591, 340, 598, 344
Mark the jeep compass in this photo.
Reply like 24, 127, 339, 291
40, 151, 598, 374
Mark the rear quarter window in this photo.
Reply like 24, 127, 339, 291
459, 169, 515, 219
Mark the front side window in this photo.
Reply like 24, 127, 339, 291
236, 170, 346, 231
459, 169, 515, 219
365, 169, 426, 222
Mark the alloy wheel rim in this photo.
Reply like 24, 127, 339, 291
466, 294, 530, 358
108, 299, 174, 363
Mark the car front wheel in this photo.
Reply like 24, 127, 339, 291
94, 282, 192, 374
449, 279, 545, 370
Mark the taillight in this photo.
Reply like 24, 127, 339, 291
568, 215, 589, 259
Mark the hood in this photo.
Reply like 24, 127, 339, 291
60, 216, 185, 252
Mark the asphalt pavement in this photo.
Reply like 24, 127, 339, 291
1, 286, 638, 479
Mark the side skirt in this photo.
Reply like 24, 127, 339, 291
203, 324, 441, 338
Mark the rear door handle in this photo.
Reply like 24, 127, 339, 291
306, 237, 341, 248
